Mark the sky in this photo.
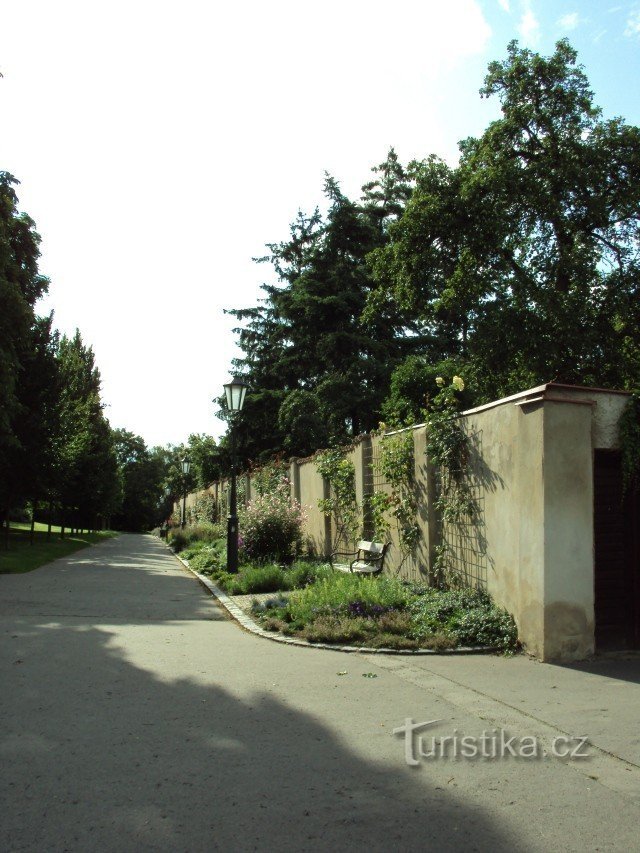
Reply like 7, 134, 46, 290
1, 0, 639, 448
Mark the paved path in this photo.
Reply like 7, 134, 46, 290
2, 534, 640, 852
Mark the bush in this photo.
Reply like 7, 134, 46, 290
239, 481, 306, 563
167, 528, 188, 552
189, 542, 225, 572
410, 587, 518, 651
185, 522, 225, 545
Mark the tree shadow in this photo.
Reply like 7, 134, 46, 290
0, 534, 525, 852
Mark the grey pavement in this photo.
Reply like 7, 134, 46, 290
1, 533, 640, 853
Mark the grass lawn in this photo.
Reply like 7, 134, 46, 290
0, 523, 118, 574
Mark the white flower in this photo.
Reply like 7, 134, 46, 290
452, 376, 465, 392
435, 376, 445, 387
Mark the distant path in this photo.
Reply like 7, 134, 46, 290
1, 534, 639, 852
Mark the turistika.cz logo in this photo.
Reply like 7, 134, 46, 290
393, 718, 591, 766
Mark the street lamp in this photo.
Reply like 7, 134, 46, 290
223, 376, 249, 573
181, 456, 191, 529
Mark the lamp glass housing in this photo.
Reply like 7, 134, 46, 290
224, 377, 249, 412
181, 458, 191, 476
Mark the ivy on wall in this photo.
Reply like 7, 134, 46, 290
426, 376, 477, 587
316, 448, 359, 550
371, 429, 419, 564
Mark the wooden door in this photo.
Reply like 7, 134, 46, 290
593, 450, 640, 650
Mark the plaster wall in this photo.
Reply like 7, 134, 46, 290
297, 457, 330, 557
541, 401, 595, 660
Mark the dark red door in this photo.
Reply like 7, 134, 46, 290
593, 450, 640, 650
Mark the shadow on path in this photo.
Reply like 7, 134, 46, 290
0, 535, 523, 851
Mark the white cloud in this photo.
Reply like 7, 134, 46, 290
558, 12, 579, 31
498, 0, 510, 12
625, 9, 640, 37
518, 7, 541, 44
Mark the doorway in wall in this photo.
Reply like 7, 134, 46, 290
593, 450, 640, 650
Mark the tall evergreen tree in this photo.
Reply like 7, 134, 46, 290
227, 168, 410, 461
55, 331, 121, 529
0, 172, 51, 528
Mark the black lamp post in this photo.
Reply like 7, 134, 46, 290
223, 376, 249, 573
181, 457, 191, 529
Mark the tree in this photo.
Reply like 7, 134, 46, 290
0, 172, 51, 531
227, 168, 409, 461
361, 147, 413, 236
186, 433, 222, 488
366, 40, 640, 402
55, 331, 121, 529
111, 429, 165, 532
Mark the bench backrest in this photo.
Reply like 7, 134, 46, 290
357, 540, 385, 555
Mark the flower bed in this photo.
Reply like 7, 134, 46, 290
165, 526, 518, 653
251, 575, 518, 653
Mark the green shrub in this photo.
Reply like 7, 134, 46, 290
185, 522, 225, 545
410, 587, 518, 651
168, 528, 188, 552
216, 564, 285, 595
189, 543, 225, 571
281, 560, 332, 589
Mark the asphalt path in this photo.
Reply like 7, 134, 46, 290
1, 533, 639, 852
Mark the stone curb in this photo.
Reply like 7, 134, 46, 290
168, 547, 498, 656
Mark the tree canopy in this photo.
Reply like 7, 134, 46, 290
366, 39, 640, 402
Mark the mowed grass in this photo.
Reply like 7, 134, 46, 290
0, 523, 118, 574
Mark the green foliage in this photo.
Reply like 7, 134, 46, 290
239, 479, 305, 563
54, 331, 121, 528
167, 528, 188, 552
620, 394, 640, 494
0, 173, 56, 517
251, 459, 289, 496
382, 356, 473, 425
316, 448, 359, 548
168, 522, 224, 554
278, 389, 330, 457
111, 429, 165, 532
213, 559, 331, 595
253, 572, 517, 651
365, 40, 640, 402
409, 587, 518, 652
186, 433, 222, 488
373, 429, 419, 557
225, 162, 407, 462
286, 574, 411, 624
191, 493, 217, 524
426, 376, 476, 585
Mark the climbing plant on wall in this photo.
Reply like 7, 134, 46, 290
316, 447, 359, 550
371, 428, 419, 566
426, 376, 477, 586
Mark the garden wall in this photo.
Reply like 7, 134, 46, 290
176, 383, 632, 662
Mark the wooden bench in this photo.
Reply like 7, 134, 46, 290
331, 540, 389, 575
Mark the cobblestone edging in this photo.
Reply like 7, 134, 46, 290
170, 549, 497, 656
